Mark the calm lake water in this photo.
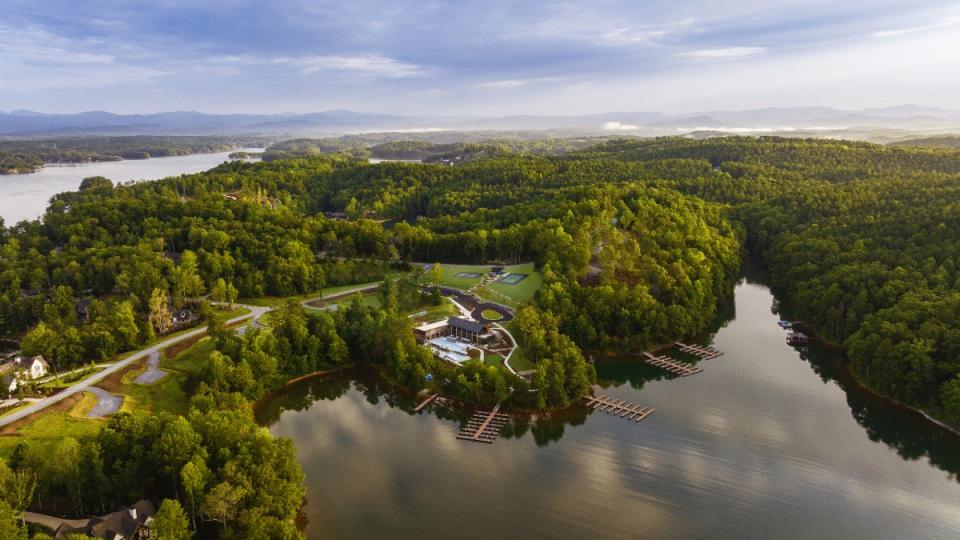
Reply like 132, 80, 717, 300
0, 149, 264, 224
257, 266, 960, 540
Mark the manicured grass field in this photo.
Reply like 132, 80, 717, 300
427, 262, 543, 303
505, 346, 535, 371
481, 309, 504, 321
489, 263, 542, 302
483, 354, 505, 368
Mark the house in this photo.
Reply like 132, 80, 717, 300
414, 317, 494, 345
447, 317, 489, 343
414, 320, 450, 343
13, 355, 49, 380
172, 308, 196, 325
0, 355, 49, 394
55, 500, 155, 540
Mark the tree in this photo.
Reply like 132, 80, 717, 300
0, 500, 25, 540
152, 499, 192, 540
149, 288, 173, 335
78, 176, 113, 191
171, 252, 205, 308
202, 481, 246, 529
180, 456, 210, 531
426, 263, 443, 285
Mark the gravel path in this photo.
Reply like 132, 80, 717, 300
133, 350, 166, 384
86, 387, 123, 418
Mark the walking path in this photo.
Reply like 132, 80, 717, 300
0, 306, 265, 428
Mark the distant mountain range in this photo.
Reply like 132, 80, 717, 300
2, 105, 960, 137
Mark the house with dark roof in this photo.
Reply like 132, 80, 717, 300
55, 500, 155, 540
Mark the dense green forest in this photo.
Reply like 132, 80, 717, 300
262, 136, 611, 163
0, 136, 271, 174
5, 134, 960, 537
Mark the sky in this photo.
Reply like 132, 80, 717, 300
1, 0, 959, 115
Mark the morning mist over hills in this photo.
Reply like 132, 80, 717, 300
4, 105, 960, 140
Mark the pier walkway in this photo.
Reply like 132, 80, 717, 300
457, 404, 509, 444
642, 352, 703, 376
675, 342, 723, 359
584, 394, 655, 423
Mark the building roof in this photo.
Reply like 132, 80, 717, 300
447, 317, 486, 334
415, 320, 449, 332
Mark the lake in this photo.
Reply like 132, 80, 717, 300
257, 264, 960, 540
0, 149, 264, 224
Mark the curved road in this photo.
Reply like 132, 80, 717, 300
0, 306, 267, 428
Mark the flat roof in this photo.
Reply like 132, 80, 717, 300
415, 320, 449, 332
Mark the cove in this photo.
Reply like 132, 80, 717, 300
256, 265, 960, 540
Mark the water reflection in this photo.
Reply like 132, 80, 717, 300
257, 267, 960, 540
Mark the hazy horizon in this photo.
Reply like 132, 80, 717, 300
2, 1, 959, 116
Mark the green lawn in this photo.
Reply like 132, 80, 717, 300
506, 346, 536, 371
0, 393, 105, 459
488, 263, 543, 303
426, 262, 543, 304
481, 309, 504, 321
483, 354, 505, 368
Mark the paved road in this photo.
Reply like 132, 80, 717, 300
300, 282, 382, 309
0, 306, 266, 428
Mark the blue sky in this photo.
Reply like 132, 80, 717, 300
1, 0, 959, 115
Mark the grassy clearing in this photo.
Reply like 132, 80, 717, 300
410, 301, 459, 323
425, 262, 543, 304
0, 394, 105, 459
506, 346, 536, 371
489, 263, 543, 302
483, 354, 505, 368
481, 309, 504, 321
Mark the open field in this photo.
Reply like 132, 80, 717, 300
489, 263, 542, 302
0, 393, 104, 459
428, 262, 542, 303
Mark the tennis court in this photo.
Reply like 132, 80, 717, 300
498, 273, 528, 285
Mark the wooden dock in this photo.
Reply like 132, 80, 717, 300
583, 395, 655, 423
456, 404, 510, 444
675, 342, 723, 359
642, 352, 703, 376
413, 393, 439, 412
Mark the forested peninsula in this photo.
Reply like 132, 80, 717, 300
2, 135, 960, 538
0, 136, 271, 174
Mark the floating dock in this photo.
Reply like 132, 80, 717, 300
457, 404, 510, 444
642, 352, 703, 376
583, 394, 655, 423
674, 342, 723, 359
413, 393, 439, 412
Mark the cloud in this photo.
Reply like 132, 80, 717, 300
281, 54, 425, 77
679, 47, 767, 61
598, 18, 698, 45
872, 15, 960, 37
474, 77, 562, 89
602, 121, 641, 131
